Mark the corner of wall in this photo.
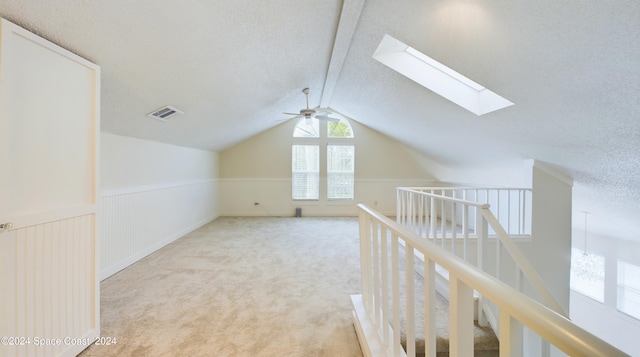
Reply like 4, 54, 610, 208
100, 133, 220, 280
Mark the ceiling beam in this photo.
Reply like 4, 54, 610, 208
320, 0, 366, 108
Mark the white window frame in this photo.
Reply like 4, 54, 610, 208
570, 247, 605, 303
292, 117, 354, 202
617, 260, 640, 320
292, 144, 320, 200
327, 144, 354, 200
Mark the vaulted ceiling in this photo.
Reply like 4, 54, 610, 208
1, 1, 639, 242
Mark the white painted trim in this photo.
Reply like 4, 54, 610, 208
528, 159, 574, 186
101, 179, 217, 197
219, 177, 435, 184
4, 205, 96, 230
0, 18, 98, 72
100, 214, 217, 280
351, 294, 395, 357
220, 210, 396, 217
222, 209, 381, 217
59, 328, 100, 357
218, 177, 288, 182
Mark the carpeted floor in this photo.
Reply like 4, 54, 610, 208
79, 217, 364, 357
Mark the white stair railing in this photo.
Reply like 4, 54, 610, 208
397, 187, 532, 237
352, 203, 628, 357
395, 187, 564, 316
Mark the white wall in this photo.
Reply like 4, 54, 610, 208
429, 159, 535, 188
570, 230, 640, 356
219, 118, 437, 216
527, 164, 573, 311
100, 133, 219, 279
101, 132, 218, 191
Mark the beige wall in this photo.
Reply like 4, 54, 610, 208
219, 118, 437, 216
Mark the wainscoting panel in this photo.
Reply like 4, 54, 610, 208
219, 178, 434, 217
0, 214, 97, 357
99, 180, 218, 280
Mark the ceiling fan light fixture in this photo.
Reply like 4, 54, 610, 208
283, 88, 340, 122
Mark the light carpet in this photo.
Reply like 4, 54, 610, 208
79, 217, 364, 357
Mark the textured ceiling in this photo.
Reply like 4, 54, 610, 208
1, 0, 639, 242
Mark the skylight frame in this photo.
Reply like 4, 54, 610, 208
372, 34, 513, 116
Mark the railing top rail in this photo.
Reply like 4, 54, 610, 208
480, 207, 566, 316
397, 187, 490, 208
399, 186, 532, 191
358, 203, 627, 357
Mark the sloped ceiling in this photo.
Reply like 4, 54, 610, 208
1, 1, 639, 242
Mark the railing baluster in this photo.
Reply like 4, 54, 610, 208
516, 268, 523, 293
418, 194, 424, 237
523, 189, 528, 235
407, 191, 416, 230
359, 210, 371, 309
372, 218, 380, 328
405, 243, 416, 357
518, 189, 523, 235
424, 195, 430, 239
477, 206, 489, 327
541, 340, 551, 357
507, 190, 512, 235
430, 194, 437, 242
477, 207, 487, 272
469, 190, 480, 234
440, 199, 445, 249
449, 276, 474, 357
424, 257, 436, 357
461, 191, 469, 262
452, 200, 457, 257
499, 310, 523, 357
391, 234, 401, 357
381, 226, 390, 351
496, 235, 502, 280
496, 189, 501, 233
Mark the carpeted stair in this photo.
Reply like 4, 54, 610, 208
395, 249, 500, 356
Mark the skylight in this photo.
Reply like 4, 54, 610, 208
372, 34, 513, 116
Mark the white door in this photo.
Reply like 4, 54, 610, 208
0, 19, 100, 357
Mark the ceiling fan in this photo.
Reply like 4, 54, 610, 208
283, 88, 339, 122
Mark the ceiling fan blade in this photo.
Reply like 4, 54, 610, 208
283, 112, 301, 116
315, 115, 340, 122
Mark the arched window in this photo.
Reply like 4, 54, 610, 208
292, 117, 354, 200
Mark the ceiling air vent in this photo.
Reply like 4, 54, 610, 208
147, 106, 184, 121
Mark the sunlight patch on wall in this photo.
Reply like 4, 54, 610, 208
372, 34, 513, 116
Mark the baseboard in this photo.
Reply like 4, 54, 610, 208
220, 211, 364, 217
60, 328, 100, 357
99, 215, 217, 280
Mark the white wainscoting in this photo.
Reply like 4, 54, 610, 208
1, 213, 97, 357
219, 178, 435, 217
99, 180, 218, 280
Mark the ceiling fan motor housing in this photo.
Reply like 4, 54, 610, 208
301, 109, 315, 117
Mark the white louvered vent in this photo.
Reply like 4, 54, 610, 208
147, 106, 184, 121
